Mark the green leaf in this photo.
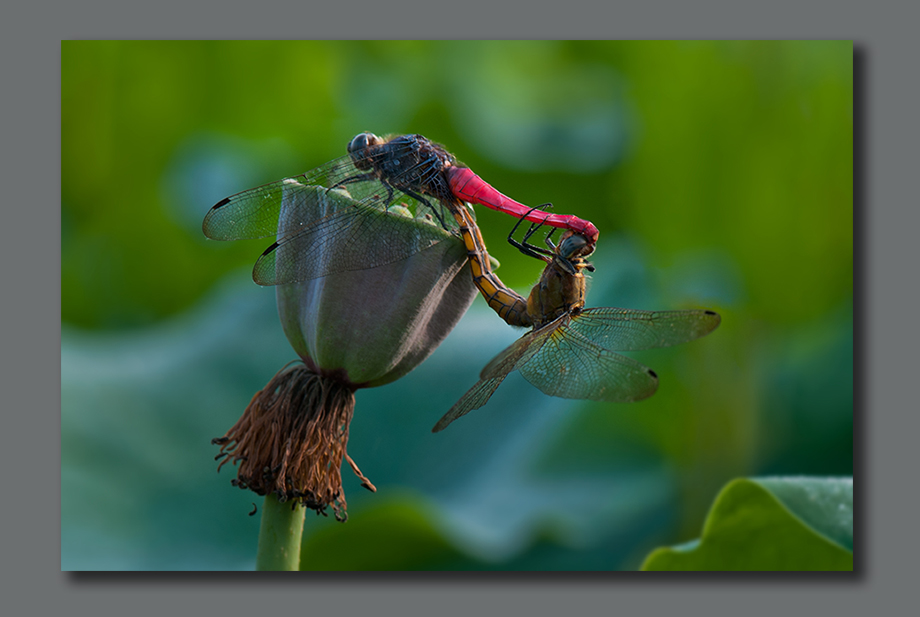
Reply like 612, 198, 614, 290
641, 477, 853, 571
298, 497, 479, 571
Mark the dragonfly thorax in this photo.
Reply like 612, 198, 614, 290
346, 133, 458, 206
526, 253, 588, 329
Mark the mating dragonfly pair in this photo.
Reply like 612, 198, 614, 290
203, 132, 720, 432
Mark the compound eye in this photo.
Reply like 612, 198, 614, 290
557, 232, 584, 255
348, 132, 381, 155
348, 133, 383, 170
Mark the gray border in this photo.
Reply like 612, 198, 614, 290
11, 0, 911, 614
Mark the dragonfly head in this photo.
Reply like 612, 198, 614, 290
554, 231, 596, 275
348, 132, 384, 170
557, 231, 595, 259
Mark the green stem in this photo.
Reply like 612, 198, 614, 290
255, 494, 306, 571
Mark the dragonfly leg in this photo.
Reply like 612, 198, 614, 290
543, 227, 558, 252
375, 180, 404, 216
329, 171, 377, 191
398, 186, 451, 231
508, 205, 556, 261
508, 230, 550, 261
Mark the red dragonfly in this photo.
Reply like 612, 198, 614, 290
432, 219, 721, 432
202, 132, 599, 289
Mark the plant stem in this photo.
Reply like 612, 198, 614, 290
255, 494, 306, 571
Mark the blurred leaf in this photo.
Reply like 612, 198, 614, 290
759, 302, 854, 475
640, 477, 853, 571
299, 497, 480, 571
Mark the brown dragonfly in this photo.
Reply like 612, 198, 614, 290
432, 218, 721, 432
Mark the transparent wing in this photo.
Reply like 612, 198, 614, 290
202, 154, 363, 241
202, 139, 459, 243
564, 307, 721, 351
477, 315, 565, 380
432, 330, 547, 433
434, 305, 694, 431
252, 183, 453, 285
431, 376, 510, 433
517, 325, 659, 402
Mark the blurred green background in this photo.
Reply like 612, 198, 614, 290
61, 40, 852, 570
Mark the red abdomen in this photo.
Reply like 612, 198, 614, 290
446, 166, 599, 244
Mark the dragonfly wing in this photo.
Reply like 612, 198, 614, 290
431, 375, 511, 433
203, 176, 304, 241
203, 143, 462, 243
252, 183, 454, 285
517, 325, 659, 402
432, 331, 543, 432
478, 316, 561, 380
201, 155, 360, 241
565, 307, 721, 351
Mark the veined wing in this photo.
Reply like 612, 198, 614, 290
517, 324, 659, 402
432, 328, 550, 433
251, 183, 456, 286
203, 154, 362, 241
202, 141, 458, 243
564, 307, 721, 351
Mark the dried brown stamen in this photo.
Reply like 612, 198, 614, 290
213, 362, 372, 522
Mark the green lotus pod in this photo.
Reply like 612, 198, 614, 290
213, 182, 477, 523
275, 184, 478, 388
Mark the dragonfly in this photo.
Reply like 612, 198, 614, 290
202, 132, 599, 292
432, 217, 721, 432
